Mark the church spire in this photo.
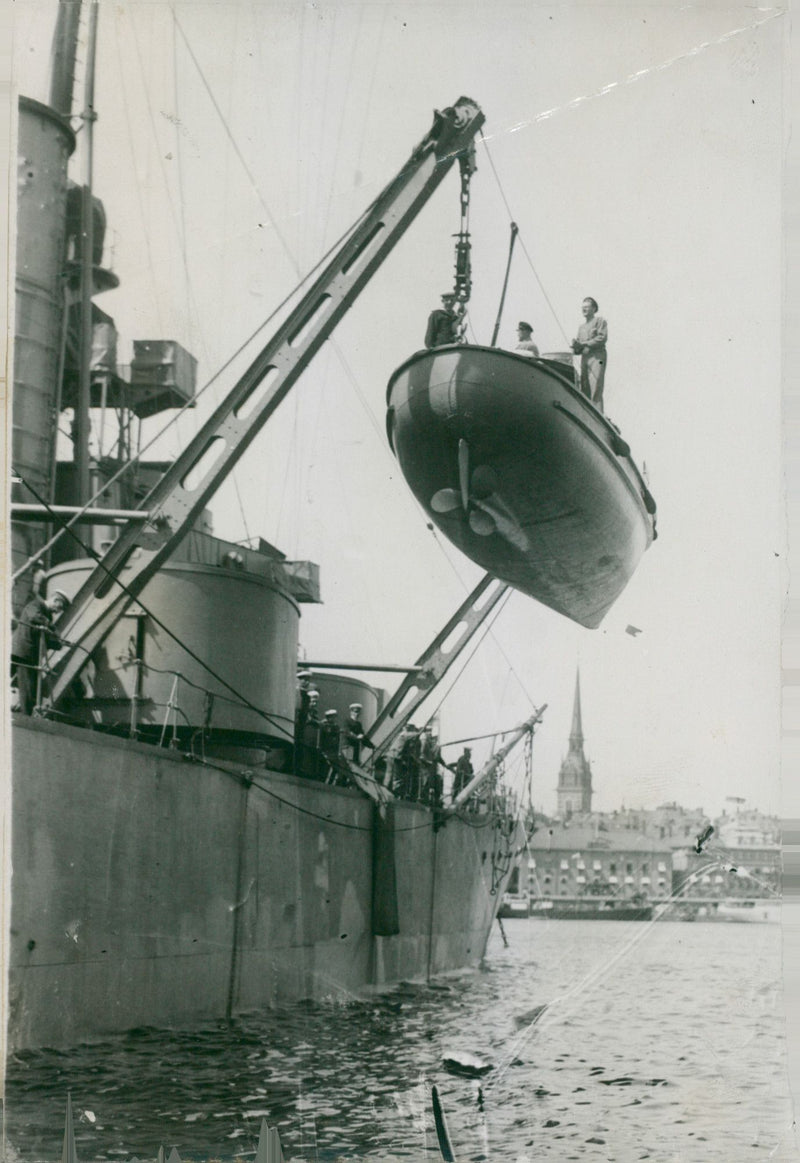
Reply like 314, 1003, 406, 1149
557, 667, 593, 817
569, 669, 583, 749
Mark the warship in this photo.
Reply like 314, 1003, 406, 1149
7, 2, 654, 1052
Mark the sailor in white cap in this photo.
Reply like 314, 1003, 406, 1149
345, 702, 374, 765
294, 671, 317, 775
515, 321, 539, 357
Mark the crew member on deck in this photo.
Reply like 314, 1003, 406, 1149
515, 321, 539, 357
425, 293, 459, 349
302, 690, 322, 778
420, 727, 446, 808
294, 670, 314, 774
396, 724, 422, 800
451, 746, 474, 802
571, 297, 607, 411
11, 589, 68, 716
345, 703, 375, 766
320, 709, 342, 783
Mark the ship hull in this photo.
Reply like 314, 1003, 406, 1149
8, 717, 513, 1050
387, 347, 656, 628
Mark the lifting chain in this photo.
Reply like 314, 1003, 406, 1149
451, 144, 476, 339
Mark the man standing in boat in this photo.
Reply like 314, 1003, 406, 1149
571, 297, 607, 411
424, 293, 460, 348
515, 321, 539, 357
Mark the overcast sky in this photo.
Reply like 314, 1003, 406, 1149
10, 0, 786, 818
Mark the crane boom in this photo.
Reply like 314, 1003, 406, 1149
46, 98, 485, 706
366, 574, 510, 756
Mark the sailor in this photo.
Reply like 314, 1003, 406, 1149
515, 321, 540, 357
345, 703, 374, 766
571, 297, 607, 411
420, 726, 445, 809
11, 589, 68, 716
424, 293, 459, 349
300, 689, 322, 777
451, 746, 474, 802
294, 670, 314, 775
320, 709, 342, 783
382, 729, 406, 792
396, 723, 422, 800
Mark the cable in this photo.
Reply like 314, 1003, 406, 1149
14, 469, 293, 740
479, 129, 571, 348
422, 587, 513, 724
12, 135, 388, 584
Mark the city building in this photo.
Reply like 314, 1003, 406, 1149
527, 822, 673, 901
506, 670, 782, 917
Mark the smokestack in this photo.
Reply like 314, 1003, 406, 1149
48, 0, 81, 116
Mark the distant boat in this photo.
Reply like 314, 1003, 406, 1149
714, 899, 781, 924
387, 346, 657, 629
498, 891, 530, 918
528, 897, 653, 921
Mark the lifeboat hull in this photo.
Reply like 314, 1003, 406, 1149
386, 346, 656, 629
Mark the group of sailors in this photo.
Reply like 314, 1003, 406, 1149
424, 293, 608, 411
382, 724, 474, 808
294, 672, 477, 806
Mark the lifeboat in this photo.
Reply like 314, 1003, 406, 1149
386, 346, 656, 629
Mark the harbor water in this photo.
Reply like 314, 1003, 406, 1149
3, 919, 794, 1162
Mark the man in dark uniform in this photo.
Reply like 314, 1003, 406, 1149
11, 589, 68, 715
320, 709, 342, 783
451, 746, 474, 802
345, 703, 375, 766
424, 293, 459, 349
294, 670, 314, 774
400, 725, 423, 801
301, 690, 323, 778
420, 727, 446, 808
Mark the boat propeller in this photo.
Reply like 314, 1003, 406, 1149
430, 439, 530, 550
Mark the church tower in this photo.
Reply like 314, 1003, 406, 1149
556, 670, 593, 818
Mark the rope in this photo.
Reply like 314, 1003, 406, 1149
13, 470, 294, 740
479, 129, 571, 348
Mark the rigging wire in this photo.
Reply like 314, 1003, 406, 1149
486, 857, 734, 1094
112, 11, 166, 336
418, 587, 516, 730
479, 129, 571, 348
15, 469, 294, 740
172, 8, 299, 279
172, 16, 250, 546
318, 372, 385, 656
37, 21, 543, 748
12, 178, 385, 583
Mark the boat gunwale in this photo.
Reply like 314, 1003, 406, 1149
387, 343, 656, 534
389, 343, 612, 441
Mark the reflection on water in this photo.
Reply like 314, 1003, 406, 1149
3, 921, 794, 1161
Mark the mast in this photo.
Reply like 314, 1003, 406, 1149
75, 0, 99, 505
48, 0, 81, 115
447, 708, 546, 813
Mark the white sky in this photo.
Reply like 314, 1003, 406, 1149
8, 0, 786, 818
